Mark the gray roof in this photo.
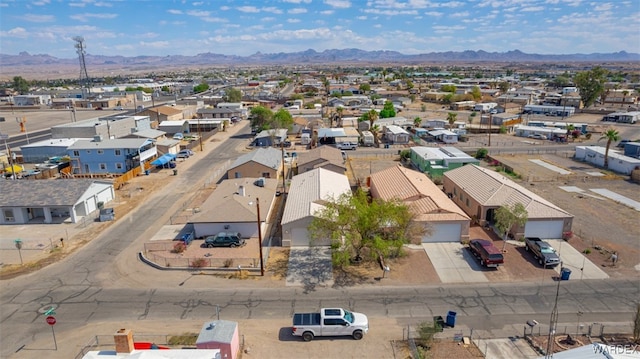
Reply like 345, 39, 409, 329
0, 179, 112, 207
197, 107, 239, 114
128, 129, 166, 139
68, 138, 151, 150
196, 320, 237, 345
229, 147, 282, 170
190, 177, 278, 223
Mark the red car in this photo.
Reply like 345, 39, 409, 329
468, 239, 504, 268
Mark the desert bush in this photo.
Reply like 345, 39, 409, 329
190, 258, 207, 268
172, 242, 186, 254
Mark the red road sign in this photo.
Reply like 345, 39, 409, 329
46, 316, 56, 326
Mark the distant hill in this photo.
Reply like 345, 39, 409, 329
2, 49, 639, 68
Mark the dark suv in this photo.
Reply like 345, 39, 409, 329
204, 232, 245, 248
468, 239, 504, 268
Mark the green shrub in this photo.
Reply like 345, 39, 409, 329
475, 148, 488, 159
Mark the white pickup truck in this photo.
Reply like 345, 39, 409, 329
292, 308, 369, 341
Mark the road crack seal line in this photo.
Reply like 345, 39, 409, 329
138, 289, 156, 320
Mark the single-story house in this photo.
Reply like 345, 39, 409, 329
189, 177, 278, 238
383, 125, 411, 144
369, 165, 470, 242
252, 128, 288, 147
0, 179, 115, 224
123, 128, 166, 141
514, 125, 565, 139
157, 120, 189, 136
281, 168, 352, 247
423, 119, 447, 129
197, 107, 243, 119
196, 320, 240, 359
428, 129, 458, 144
410, 147, 479, 177
295, 145, 346, 175
317, 128, 347, 144
227, 147, 282, 180
443, 164, 573, 239
138, 105, 183, 123
575, 146, 640, 175
20, 138, 78, 163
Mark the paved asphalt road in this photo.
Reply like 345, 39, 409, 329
1, 121, 639, 358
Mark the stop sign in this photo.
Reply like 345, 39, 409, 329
46, 316, 56, 326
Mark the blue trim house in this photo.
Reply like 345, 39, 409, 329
67, 137, 157, 174
410, 146, 479, 178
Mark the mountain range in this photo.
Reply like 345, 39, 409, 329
2, 49, 639, 67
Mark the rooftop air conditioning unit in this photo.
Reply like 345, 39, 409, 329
93, 135, 103, 142
254, 177, 265, 187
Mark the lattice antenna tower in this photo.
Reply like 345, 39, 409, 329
73, 36, 91, 96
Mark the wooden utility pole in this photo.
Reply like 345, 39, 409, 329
488, 112, 492, 147
256, 198, 264, 276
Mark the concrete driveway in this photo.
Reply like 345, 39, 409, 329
286, 247, 333, 289
474, 338, 539, 358
548, 239, 609, 280
422, 243, 489, 283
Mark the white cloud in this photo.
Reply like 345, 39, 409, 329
262, 7, 283, 14
140, 41, 169, 49
283, 0, 312, 3
356, 15, 367, 20
186, 10, 210, 17
94, 1, 112, 7
521, 6, 545, 11
363, 9, 418, 15
20, 13, 55, 22
192, 1, 204, 5
69, 13, 117, 22
262, 17, 276, 22
134, 32, 159, 39
167, 9, 183, 15
220, 6, 230, 11
69, 2, 86, 7
32, 0, 50, 6
1, 27, 29, 38
288, 8, 307, 14
593, 2, 613, 11
324, 0, 351, 9
320, 10, 334, 15
450, 11, 469, 18
288, 18, 301, 23
237, 6, 259, 13
424, 11, 443, 17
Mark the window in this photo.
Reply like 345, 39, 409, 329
73, 150, 80, 156
453, 187, 457, 196
115, 163, 123, 170
99, 163, 107, 170
115, 149, 121, 156
86, 150, 91, 154
3, 209, 15, 222
466, 198, 470, 207
261, 172, 270, 178
97, 150, 104, 155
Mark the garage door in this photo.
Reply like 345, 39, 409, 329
291, 227, 310, 247
421, 223, 461, 243
524, 220, 564, 239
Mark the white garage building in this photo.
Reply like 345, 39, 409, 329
443, 164, 574, 239
281, 168, 351, 247
369, 165, 470, 243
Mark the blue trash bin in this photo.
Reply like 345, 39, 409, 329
446, 311, 457, 327
561, 267, 571, 280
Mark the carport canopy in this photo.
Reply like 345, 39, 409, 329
151, 153, 176, 166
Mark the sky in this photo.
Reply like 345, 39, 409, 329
1, 0, 639, 59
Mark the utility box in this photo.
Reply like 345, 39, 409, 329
99, 208, 115, 222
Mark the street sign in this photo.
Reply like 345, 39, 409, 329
46, 316, 56, 326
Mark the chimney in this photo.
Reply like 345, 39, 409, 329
114, 328, 134, 353
238, 185, 245, 196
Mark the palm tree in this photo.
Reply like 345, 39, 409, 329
622, 90, 629, 108
336, 107, 344, 128
598, 127, 621, 168
370, 124, 381, 145
446, 112, 457, 129
413, 117, 422, 128
367, 109, 379, 130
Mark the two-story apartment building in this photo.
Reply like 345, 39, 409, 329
67, 137, 157, 174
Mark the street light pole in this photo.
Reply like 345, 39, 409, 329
256, 198, 264, 276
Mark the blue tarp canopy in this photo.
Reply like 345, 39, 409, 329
150, 153, 176, 166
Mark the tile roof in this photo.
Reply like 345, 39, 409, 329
190, 177, 278, 223
281, 168, 351, 225
369, 164, 469, 221
229, 147, 282, 170
0, 179, 112, 207
444, 164, 573, 219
